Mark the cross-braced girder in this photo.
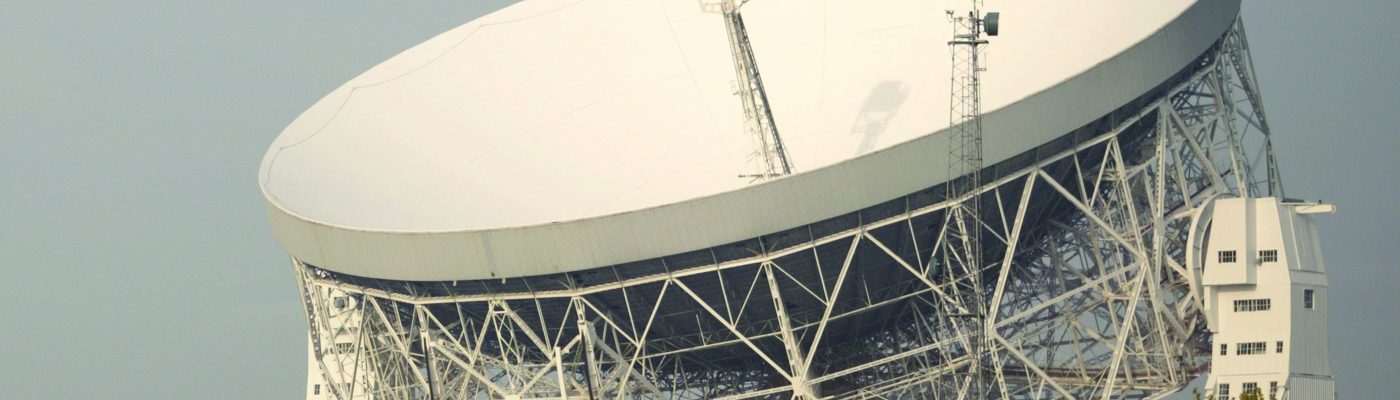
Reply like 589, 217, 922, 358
296, 19, 1280, 400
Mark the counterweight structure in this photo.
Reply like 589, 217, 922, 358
262, 1, 1335, 399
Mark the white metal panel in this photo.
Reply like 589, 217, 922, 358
262, 0, 1241, 281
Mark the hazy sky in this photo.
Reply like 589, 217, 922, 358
1, 1, 1395, 398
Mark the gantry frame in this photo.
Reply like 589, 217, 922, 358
295, 19, 1281, 400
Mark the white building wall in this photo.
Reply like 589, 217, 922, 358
1200, 197, 1335, 400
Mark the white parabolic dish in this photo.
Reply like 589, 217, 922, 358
261, 0, 1240, 281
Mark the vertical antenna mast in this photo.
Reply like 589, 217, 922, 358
944, 1, 998, 398
704, 0, 793, 181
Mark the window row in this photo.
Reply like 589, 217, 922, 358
1233, 298, 1271, 312
1237, 341, 1266, 355
1217, 381, 1279, 400
1260, 249, 1278, 262
1219, 341, 1284, 356
1215, 249, 1280, 263
1218, 250, 1236, 263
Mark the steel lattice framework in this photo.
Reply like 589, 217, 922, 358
704, 0, 794, 181
294, 19, 1283, 400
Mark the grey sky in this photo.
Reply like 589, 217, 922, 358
0, 1, 1394, 399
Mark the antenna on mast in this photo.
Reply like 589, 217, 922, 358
943, 1, 999, 398
703, 0, 793, 182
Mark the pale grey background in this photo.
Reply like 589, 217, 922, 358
0, 1, 1394, 398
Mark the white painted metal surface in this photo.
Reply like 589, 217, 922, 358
261, 0, 1239, 281
282, 7, 1312, 397
1198, 197, 1337, 399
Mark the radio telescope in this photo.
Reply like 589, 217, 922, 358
261, 0, 1337, 398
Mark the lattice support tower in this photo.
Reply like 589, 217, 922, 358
940, 2, 996, 398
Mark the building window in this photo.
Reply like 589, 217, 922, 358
1259, 249, 1278, 263
314, 384, 321, 395
1217, 383, 1230, 400
1243, 382, 1259, 397
1304, 289, 1316, 309
1218, 250, 1237, 263
1277, 341, 1284, 353
1233, 298, 1272, 312
1270, 381, 1279, 398
1220, 343, 1227, 356
1237, 341, 1266, 355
